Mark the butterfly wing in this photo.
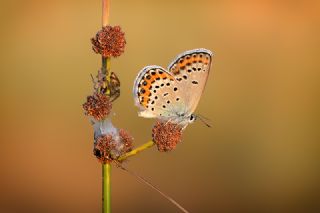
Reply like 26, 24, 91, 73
133, 65, 179, 119
167, 48, 213, 115
133, 48, 213, 124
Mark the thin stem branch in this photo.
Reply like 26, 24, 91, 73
117, 140, 155, 162
117, 163, 189, 213
102, 163, 111, 213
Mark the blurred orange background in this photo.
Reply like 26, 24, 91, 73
0, 0, 319, 212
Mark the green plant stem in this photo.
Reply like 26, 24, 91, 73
118, 140, 155, 162
102, 57, 111, 75
102, 163, 111, 213
102, 57, 111, 95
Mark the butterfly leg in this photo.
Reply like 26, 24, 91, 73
164, 118, 173, 126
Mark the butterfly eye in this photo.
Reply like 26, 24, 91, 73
190, 115, 196, 121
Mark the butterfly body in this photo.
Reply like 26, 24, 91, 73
133, 48, 213, 128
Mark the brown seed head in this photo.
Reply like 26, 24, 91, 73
91, 25, 126, 57
93, 135, 115, 163
93, 129, 134, 163
110, 129, 134, 159
119, 129, 134, 152
152, 120, 183, 152
83, 93, 112, 121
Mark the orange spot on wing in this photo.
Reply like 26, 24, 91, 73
172, 67, 180, 74
142, 99, 149, 107
180, 60, 187, 67
144, 82, 151, 89
160, 72, 173, 79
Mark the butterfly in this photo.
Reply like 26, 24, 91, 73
133, 48, 213, 128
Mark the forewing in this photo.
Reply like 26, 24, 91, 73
167, 48, 213, 114
133, 66, 178, 119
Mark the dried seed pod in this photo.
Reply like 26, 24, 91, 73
83, 93, 112, 120
152, 120, 183, 152
91, 25, 126, 58
93, 119, 133, 163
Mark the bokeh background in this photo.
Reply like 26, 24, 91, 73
0, 0, 319, 212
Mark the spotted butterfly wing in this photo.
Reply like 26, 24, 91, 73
133, 65, 177, 118
167, 48, 212, 114
133, 48, 213, 123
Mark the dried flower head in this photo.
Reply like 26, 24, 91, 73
83, 93, 112, 120
118, 129, 134, 153
152, 120, 183, 152
93, 129, 134, 163
91, 25, 126, 57
94, 134, 115, 163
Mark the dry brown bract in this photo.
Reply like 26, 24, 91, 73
91, 25, 126, 57
152, 120, 183, 152
83, 93, 112, 121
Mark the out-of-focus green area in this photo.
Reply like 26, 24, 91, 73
0, 0, 319, 212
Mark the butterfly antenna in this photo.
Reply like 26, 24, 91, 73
197, 114, 212, 128
197, 113, 211, 121
115, 162, 189, 213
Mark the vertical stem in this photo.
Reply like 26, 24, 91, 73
101, 0, 111, 94
101, 1, 111, 213
102, 163, 111, 213
101, 2, 111, 213
102, 57, 111, 95
102, 0, 110, 27
102, 57, 107, 72
102, 57, 111, 80
101, 0, 110, 76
